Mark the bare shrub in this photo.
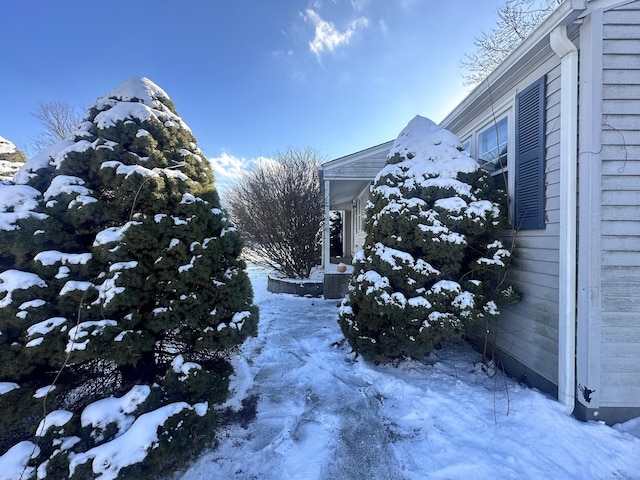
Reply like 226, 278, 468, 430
30, 100, 83, 154
226, 147, 324, 279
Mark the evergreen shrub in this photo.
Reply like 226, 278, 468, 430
338, 116, 512, 362
0, 77, 257, 478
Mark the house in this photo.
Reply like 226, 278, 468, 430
319, 0, 640, 424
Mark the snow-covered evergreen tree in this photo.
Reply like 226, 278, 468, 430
0, 135, 26, 181
0, 77, 257, 479
338, 116, 511, 362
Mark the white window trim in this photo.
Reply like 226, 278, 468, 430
458, 104, 515, 220
355, 185, 370, 234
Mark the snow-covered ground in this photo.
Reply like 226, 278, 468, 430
176, 266, 640, 480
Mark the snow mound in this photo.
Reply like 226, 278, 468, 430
14, 140, 77, 185
0, 441, 40, 480
383, 115, 478, 181
0, 269, 47, 308
0, 136, 17, 155
0, 184, 47, 230
70, 402, 192, 480
96, 77, 171, 109
93, 77, 190, 133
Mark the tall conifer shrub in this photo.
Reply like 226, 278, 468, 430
338, 116, 511, 362
0, 77, 257, 478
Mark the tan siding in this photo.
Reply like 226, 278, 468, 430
598, 1, 640, 407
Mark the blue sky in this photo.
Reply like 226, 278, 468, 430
1, 0, 506, 179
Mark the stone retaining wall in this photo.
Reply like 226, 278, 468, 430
267, 274, 323, 297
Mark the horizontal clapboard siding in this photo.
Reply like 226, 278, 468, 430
490, 65, 562, 386
599, 0, 640, 407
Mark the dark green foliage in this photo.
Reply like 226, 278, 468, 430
329, 210, 343, 257
338, 116, 511, 362
0, 78, 257, 478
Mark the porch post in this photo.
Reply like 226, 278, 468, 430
323, 180, 331, 268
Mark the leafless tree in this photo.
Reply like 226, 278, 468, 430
461, 0, 561, 86
30, 100, 83, 153
226, 147, 324, 279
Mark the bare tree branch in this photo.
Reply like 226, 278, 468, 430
30, 100, 83, 154
461, 0, 561, 86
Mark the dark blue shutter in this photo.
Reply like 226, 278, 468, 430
515, 76, 546, 230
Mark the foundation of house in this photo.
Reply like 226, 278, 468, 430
323, 273, 350, 300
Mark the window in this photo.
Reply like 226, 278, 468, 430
462, 138, 472, 154
454, 76, 546, 230
514, 76, 546, 230
356, 186, 369, 233
478, 117, 509, 174
477, 116, 509, 191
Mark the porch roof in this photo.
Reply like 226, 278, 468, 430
319, 140, 392, 209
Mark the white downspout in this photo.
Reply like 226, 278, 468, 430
550, 24, 578, 415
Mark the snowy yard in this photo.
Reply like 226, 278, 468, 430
176, 266, 640, 480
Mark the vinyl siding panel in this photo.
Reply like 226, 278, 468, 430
598, 0, 640, 408
441, 42, 566, 391
493, 65, 562, 386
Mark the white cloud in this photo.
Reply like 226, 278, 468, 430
209, 151, 249, 180
272, 48, 294, 58
305, 9, 368, 58
350, 0, 369, 11
208, 151, 275, 196
378, 19, 389, 36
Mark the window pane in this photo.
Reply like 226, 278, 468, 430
478, 117, 508, 173
493, 170, 507, 192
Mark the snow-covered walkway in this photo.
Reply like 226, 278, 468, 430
177, 267, 640, 480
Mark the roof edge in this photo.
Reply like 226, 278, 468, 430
440, 0, 587, 127
320, 140, 393, 168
